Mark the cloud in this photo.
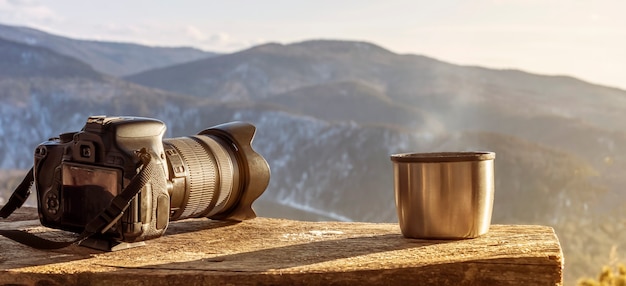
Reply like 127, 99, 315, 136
7, 0, 39, 6
184, 26, 230, 45
201, 32, 254, 52
208, 32, 230, 45
0, 0, 62, 25
180, 26, 247, 51
93, 22, 144, 37
185, 25, 207, 41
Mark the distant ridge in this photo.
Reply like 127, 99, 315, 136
0, 37, 101, 79
0, 23, 217, 76
124, 39, 446, 99
250, 40, 395, 56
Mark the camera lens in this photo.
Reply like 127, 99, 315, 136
162, 122, 269, 221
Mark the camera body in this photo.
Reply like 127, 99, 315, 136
33, 116, 270, 243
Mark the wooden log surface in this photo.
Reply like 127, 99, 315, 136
1, 207, 563, 286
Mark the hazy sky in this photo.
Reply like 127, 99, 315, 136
0, 0, 624, 90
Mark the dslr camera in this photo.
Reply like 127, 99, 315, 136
33, 116, 270, 244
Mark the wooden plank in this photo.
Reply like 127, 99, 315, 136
1, 207, 563, 285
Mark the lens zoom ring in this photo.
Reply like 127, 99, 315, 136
192, 135, 235, 216
172, 137, 217, 218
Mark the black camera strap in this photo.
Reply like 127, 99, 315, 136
0, 168, 34, 219
0, 149, 156, 249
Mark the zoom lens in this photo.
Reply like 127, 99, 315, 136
162, 122, 270, 221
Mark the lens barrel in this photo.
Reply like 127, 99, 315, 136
163, 122, 269, 221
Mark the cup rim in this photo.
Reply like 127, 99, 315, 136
390, 151, 495, 163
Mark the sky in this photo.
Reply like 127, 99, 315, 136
0, 0, 624, 90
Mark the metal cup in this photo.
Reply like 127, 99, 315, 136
391, 151, 495, 239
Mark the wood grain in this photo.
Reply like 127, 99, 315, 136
0, 207, 563, 285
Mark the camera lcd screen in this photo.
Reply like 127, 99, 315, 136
61, 163, 122, 226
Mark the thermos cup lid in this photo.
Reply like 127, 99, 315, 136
390, 151, 495, 163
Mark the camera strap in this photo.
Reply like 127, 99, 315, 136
0, 148, 156, 249
0, 168, 34, 219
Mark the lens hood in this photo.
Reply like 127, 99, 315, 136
198, 122, 270, 221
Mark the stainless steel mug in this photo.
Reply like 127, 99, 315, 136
391, 152, 495, 239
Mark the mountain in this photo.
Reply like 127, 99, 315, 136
0, 23, 217, 76
126, 41, 437, 100
1, 30, 625, 283
0, 37, 100, 79
127, 40, 626, 130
